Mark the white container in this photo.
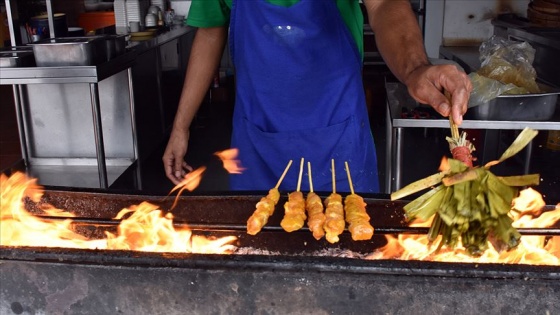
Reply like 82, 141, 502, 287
114, 0, 128, 34
150, 0, 166, 12
126, 0, 150, 28
145, 13, 157, 28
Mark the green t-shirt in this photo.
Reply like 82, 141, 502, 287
187, 0, 364, 58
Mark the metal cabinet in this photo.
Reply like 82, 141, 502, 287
0, 53, 139, 189
1, 27, 196, 189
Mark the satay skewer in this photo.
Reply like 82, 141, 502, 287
346, 161, 355, 195
323, 159, 345, 243
247, 160, 292, 235
281, 158, 306, 232
275, 159, 293, 190
344, 161, 374, 241
305, 161, 326, 240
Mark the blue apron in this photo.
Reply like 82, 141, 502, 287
229, 0, 379, 193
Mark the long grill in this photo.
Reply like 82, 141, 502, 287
1, 189, 559, 314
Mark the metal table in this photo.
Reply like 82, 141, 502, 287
0, 52, 138, 188
385, 83, 560, 194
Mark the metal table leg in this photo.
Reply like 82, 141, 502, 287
482, 130, 501, 164
89, 83, 108, 188
385, 103, 393, 194
394, 127, 404, 191
524, 140, 533, 175
12, 85, 30, 166
127, 68, 142, 190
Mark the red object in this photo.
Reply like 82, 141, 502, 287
78, 12, 115, 33
451, 146, 474, 168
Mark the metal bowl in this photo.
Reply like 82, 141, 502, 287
466, 84, 560, 121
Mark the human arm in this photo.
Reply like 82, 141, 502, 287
363, 0, 472, 125
163, 26, 228, 184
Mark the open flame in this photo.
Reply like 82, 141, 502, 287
368, 188, 560, 265
167, 148, 245, 210
2, 169, 559, 264
1, 172, 236, 254
215, 148, 246, 174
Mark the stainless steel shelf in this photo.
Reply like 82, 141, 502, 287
0, 51, 137, 85
385, 82, 560, 194
0, 51, 139, 189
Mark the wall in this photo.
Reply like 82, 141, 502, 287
424, 0, 530, 58
169, 0, 192, 17
51, 0, 86, 27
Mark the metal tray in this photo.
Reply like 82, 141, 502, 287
30, 37, 107, 67
0, 50, 36, 68
466, 84, 560, 121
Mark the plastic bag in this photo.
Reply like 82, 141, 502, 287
476, 35, 540, 94
467, 73, 520, 108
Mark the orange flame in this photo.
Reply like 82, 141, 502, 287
168, 166, 207, 210
1, 172, 236, 254
170, 166, 207, 194
367, 189, 560, 265
215, 148, 245, 174
512, 187, 546, 218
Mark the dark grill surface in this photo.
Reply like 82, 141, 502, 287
2, 189, 560, 314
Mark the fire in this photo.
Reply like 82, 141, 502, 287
169, 166, 207, 210
215, 148, 246, 174
3, 171, 559, 264
170, 166, 207, 194
368, 188, 560, 265
167, 148, 245, 210
1, 172, 236, 254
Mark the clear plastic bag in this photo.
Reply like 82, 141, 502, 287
476, 35, 540, 94
467, 72, 520, 108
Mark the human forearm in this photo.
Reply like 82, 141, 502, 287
363, 0, 472, 124
364, 0, 428, 84
172, 26, 228, 133
163, 26, 228, 184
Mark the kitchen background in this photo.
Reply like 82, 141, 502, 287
1, 0, 559, 202
0, 1, 544, 58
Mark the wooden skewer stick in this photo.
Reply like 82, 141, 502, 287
331, 159, 336, 194
445, 91, 460, 140
307, 162, 314, 193
275, 160, 293, 189
344, 161, 355, 195
296, 158, 304, 192
449, 116, 460, 140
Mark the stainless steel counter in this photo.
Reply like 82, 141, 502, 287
0, 26, 195, 189
0, 52, 140, 188
127, 26, 195, 52
0, 49, 137, 84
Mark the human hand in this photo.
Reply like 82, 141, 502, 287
404, 64, 473, 125
162, 129, 193, 185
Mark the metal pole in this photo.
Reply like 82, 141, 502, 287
89, 83, 109, 188
385, 100, 393, 194
11, 85, 29, 165
4, 0, 21, 46
45, 0, 55, 38
524, 139, 533, 175
127, 68, 142, 190
394, 127, 403, 191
